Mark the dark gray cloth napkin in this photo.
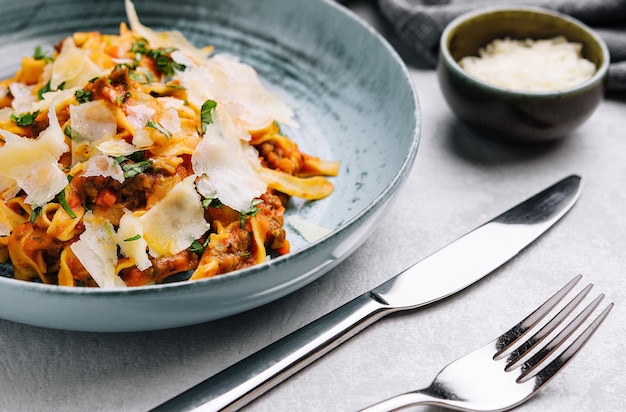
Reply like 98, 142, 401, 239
378, 0, 626, 92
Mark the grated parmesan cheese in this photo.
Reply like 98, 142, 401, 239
459, 36, 596, 92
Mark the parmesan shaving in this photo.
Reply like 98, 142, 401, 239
33, 87, 81, 112
70, 100, 117, 143
140, 175, 210, 256
288, 215, 331, 243
9, 83, 37, 113
459, 36, 596, 92
51, 37, 107, 89
192, 108, 266, 212
96, 139, 139, 157
70, 213, 126, 288
116, 210, 151, 271
0, 109, 69, 207
0, 175, 20, 201
179, 55, 295, 132
0, 107, 11, 122
81, 153, 125, 183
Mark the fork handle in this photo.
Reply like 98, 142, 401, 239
151, 292, 390, 411
359, 390, 442, 412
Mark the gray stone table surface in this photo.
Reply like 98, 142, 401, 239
1, 1, 625, 411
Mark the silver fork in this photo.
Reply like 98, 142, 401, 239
360, 275, 613, 412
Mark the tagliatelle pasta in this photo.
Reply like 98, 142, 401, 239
0, 0, 339, 288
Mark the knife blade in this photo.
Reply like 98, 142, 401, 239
151, 175, 583, 412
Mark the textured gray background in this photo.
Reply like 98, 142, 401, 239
1, 1, 625, 411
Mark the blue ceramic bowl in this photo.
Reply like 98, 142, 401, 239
438, 7, 609, 143
0, 0, 420, 331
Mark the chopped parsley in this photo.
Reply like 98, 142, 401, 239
11, 110, 39, 127
202, 197, 223, 209
37, 80, 65, 100
33, 46, 54, 63
129, 70, 154, 84
130, 39, 149, 56
124, 234, 142, 242
116, 91, 132, 105
63, 125, 86, 141
146, 120, 171, 138
29, 206, 42, 224
131, 40, 186, 76
114, 158, 153, 179
239, 199, 263, 228
63, 125, 73, 139
150, 48, 186, 76
75, 89, 92, 103
123, 160, 153, 179
189, 238, 209, 255
37, 81, 52, 100
114, 62, 133, 71
201, 99, 217, 133
57, 188, 77, 219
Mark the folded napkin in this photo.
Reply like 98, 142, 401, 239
378, 0, 626, 92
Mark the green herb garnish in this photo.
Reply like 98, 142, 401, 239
129, 70, 154, 84
239, 199, 263, 228
63, 125, 73, 139
149, 48, 186, 76
131, 40, 186, 76
124, 234, 142, 242
120, 159, 153, 179
189, 238, 209, 254
201, 99, 217, 133
75, 89, 92, 103
57, 188, 77, 219
33, 46, 54, 63
202, 197, 223, 209
116, 91, 132, 106
11, 110, 39, 127
29, 206, 42, 224
37, 80, 64, 101
146, 120, 171, 138
130, 39, 149, 55
37, 81, 52, 100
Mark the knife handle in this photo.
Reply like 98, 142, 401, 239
151, 292, 389, 411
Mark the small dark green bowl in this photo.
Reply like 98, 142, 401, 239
437, 7, 609, 143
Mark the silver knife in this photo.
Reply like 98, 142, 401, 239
151, 175, 583, 412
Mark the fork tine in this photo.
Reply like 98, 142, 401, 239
518, 301, 613, 385
504, 283, 594, 369
515, 293, 608, 381
494, 275, 582, 359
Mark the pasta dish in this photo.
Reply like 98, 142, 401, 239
0, 0, 338, 287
